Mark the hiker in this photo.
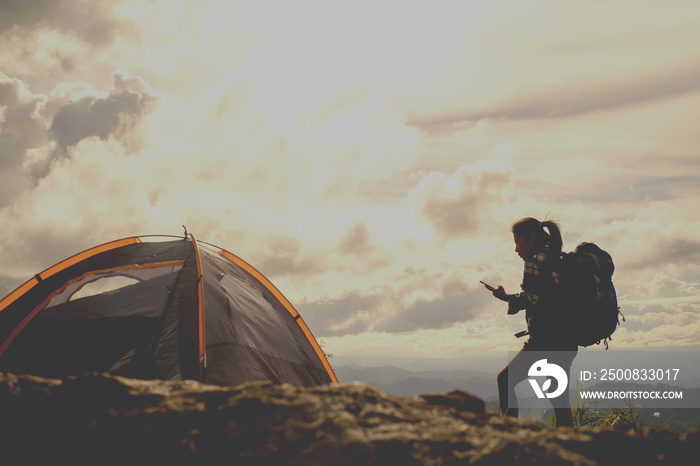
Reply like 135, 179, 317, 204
481, 217, 577, 427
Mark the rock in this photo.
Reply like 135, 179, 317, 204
0, 372, 697, 465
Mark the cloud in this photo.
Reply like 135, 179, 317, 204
0, 72, 47, 168
338, 223, 374, 257
255, 236, 327, 279
415, 57, 700, 125
637, 239, 700, 270
0, 70, 158, 188
0, 1, 133, 82
410, 144, 515, 241
627, 272, 700, 301
299, 292, 383, 337
612, 270, 700, 346
0, 0, 126, 46
300, 273, 492, 338
46, 71, 158, 164
622, 307, 699, 333
543, 175, 700, 205
0, 72, 47, 205
617, 295, 700, 348
623, 238, 700, 273
374, 281, 489, 333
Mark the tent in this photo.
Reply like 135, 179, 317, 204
0, 235, 337, 387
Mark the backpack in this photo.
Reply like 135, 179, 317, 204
560, 242, 623, 349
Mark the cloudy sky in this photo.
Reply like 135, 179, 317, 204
1, 0, 699, 367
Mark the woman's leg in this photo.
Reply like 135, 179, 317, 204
550, 349, 577, 427
497, 364, 517, 417
497, 349, 532, 417
554, 400, 573, 426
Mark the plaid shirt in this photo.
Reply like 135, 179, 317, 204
507, 248, 563, 339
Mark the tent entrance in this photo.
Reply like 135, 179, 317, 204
0, 262, 184, 379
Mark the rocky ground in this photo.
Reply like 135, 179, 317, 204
1, 371, 697, 465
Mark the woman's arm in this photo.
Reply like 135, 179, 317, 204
507, 252, 552, 314
481, 280, 526, 314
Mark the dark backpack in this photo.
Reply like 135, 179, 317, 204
560, 242, 623, 349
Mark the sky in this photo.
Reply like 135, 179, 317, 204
1, 0, 699, 370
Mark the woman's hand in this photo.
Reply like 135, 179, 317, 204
480, 281, 508, 301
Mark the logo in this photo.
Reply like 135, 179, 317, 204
528, 358, 568, 399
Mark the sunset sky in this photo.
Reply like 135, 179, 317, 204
1, 1, 699, 369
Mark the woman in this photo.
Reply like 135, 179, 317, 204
481, 217, 577, 427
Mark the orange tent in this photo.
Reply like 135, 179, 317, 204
0, 235, 337, 387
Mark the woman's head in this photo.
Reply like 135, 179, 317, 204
511, 217, 563, 259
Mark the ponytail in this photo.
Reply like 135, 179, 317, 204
541, 220, 563, 251
512, 217, 563, 251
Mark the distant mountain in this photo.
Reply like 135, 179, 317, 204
334, 364, 498, 401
